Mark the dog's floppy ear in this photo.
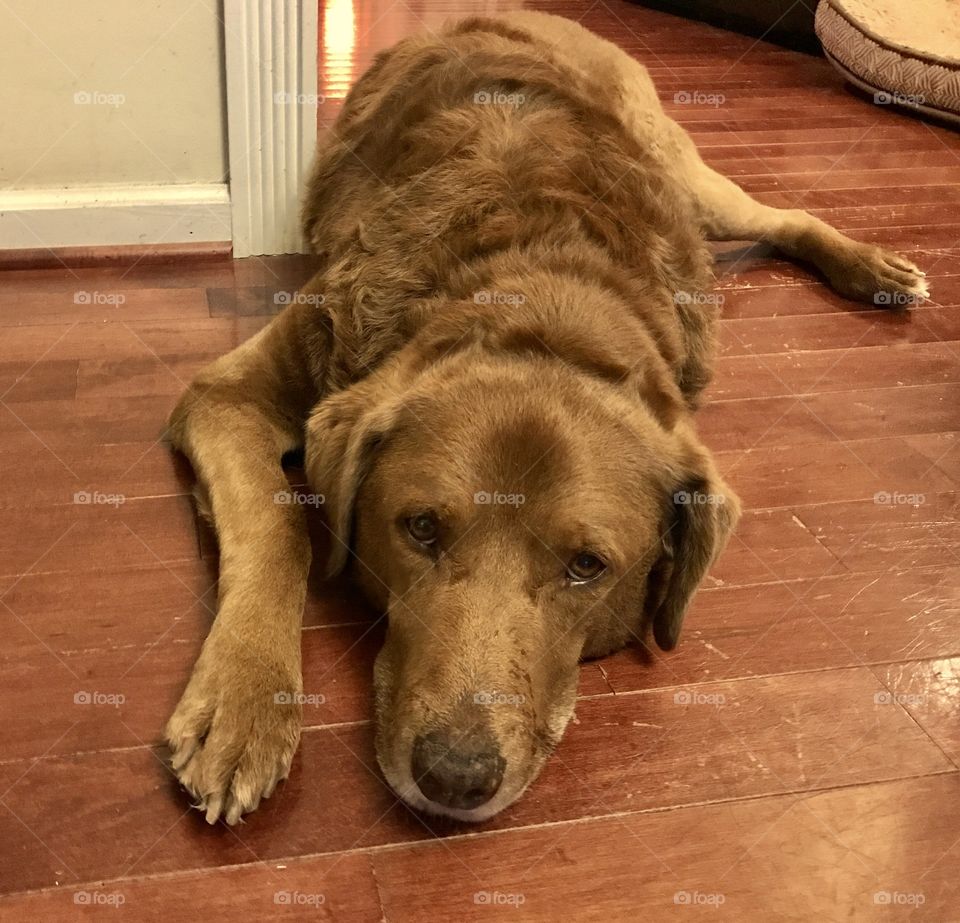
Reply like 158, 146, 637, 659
647, 462, 740, 651
304, 360, 406, 576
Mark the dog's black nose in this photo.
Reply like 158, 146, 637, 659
412, 729, 505, 811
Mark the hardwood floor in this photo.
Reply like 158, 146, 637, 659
1, 2, 959, 920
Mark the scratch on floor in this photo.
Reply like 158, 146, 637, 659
838, 576, 882, 615
702, 640, 730, 660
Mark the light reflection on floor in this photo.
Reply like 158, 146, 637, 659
319, 0, 526, 116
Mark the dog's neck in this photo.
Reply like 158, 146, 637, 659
405, 252, 689, 430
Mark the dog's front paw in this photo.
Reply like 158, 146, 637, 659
826, 241, 929, 306
165, 631, 302, 825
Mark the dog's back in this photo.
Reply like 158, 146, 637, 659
299, 15, 714, 395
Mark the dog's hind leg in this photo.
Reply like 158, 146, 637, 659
492, 11, 927, 304
678, 143, 929, 304
164, 305, 321, 824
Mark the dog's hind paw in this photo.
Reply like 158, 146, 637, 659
825, 241, 929, 307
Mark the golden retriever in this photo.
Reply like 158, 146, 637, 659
165, 11, 928, 824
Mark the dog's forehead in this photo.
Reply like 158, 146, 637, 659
397, 371, 664, 504
476, 407, 573, 485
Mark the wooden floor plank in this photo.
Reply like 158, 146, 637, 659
796, 493, 960, 573
0, 496, 198, 581
369, 775, 960, 921
0, 288, 209, 328
719, 307, 960, 355
701, 383, 960, 451
600, 565, 960, 692
716, 436, 956, 509
711, 342, 960, 401
715, 276, 960, 319
0, 850, 384, 921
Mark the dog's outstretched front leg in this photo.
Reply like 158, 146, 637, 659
165, 308, 318, 824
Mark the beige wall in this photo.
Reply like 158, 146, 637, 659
0, 0, 227, 189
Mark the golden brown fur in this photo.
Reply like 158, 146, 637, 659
165, 12, 928, 825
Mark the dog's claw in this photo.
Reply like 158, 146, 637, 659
204, 794, 223, 825
170, 736, 199, 772
224, 796, 243, 826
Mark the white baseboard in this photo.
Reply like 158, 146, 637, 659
0, 183, 232, 250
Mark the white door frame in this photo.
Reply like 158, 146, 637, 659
223, 0, 319, 257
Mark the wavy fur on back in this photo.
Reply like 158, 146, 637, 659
298, 16, 714, 399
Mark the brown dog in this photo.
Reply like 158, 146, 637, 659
165, 12, 928, 825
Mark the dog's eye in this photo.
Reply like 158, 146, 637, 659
567, 552, 606, 583
407, 512, 439, 545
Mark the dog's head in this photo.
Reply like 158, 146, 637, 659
305, 322, 737, 822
